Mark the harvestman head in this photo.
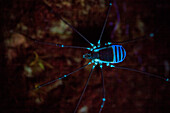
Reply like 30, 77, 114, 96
28, 1, 170, 113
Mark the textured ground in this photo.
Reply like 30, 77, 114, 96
1, 0, 170, 113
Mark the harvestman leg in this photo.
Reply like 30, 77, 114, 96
108, 63, 169, 82
35, 62, 92, 89
43, 1, 95, 48
105, 19, 162, 45
94, 1, 113, 112
99, 64, 106, 113
74, 64, 96, 113
97, 2, 112, 48
105, 32, 155, 45
27, 36, 92, 50
114, 66, 170, 82
73, 64, 107, 113
26, 1, 95, 50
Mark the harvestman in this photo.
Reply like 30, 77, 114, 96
30, 1, 170, 113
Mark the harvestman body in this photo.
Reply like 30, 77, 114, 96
30, 1, 170, 113
83, 45, 126, 64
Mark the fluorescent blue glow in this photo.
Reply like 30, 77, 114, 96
98, 40, 100, 44
117, 46, 119, 61
64, 75, 67, 77
104, 42, 112, 45
108, 42, 111, 45
94, 47, 107, 52
111, 45, 126, 63
103, 98, 106, 101
100, 65, 103, 68
94, 59, 100, 62
84, 45, 126, 65
87, 48, 91, 50
101, 105, 103, 108
94, 49, 99, 52
61, 45, 64, 47
113, 45, 116, 63
87, 48, 93, 51
121, 47, 123, 59
90, 43, 94, 46
166, 78, 169, 82
90, 43, 97, 49
110, 65, 115, 67
150, 33, 154, 37
93, 46, 97, 49
109, 3, 112, 6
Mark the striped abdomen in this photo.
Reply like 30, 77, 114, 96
98, 45, 126, 63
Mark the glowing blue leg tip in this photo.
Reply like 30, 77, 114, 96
166, 78, 169, 82
108, 42, 111, 45
110, 65, 115, 67
103, 98, 106, 101
93, 46, 97, 49
87, 48, 93, 51
90, 43, 94, 47
100, 65, 103, 68
98, 40, 100, 44
61, 45, 64, 47
109, 3, 112, 6
150, 33, 154, 37
101, 105, 103, 108
64, 75, 67, 77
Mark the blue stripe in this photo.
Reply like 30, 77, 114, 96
121, 47, 123, 60
111, 45, 126, 63
117, 46, 119, 62
113, 46, 116, 63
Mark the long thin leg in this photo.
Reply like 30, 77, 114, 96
35, 62, 92, 89
99, 65, 106, 113
43, 2, 95, 48
111, 0, 120, 39
74, 64, 96, 113
58, 16, 95, 47
113, 65, 169, 82
105, 33, 154, 45
105, 23, 163, 45
97, 2, 112, 47
28, 37, 92, 50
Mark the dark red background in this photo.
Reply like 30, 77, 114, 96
1, 0, 170, 113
